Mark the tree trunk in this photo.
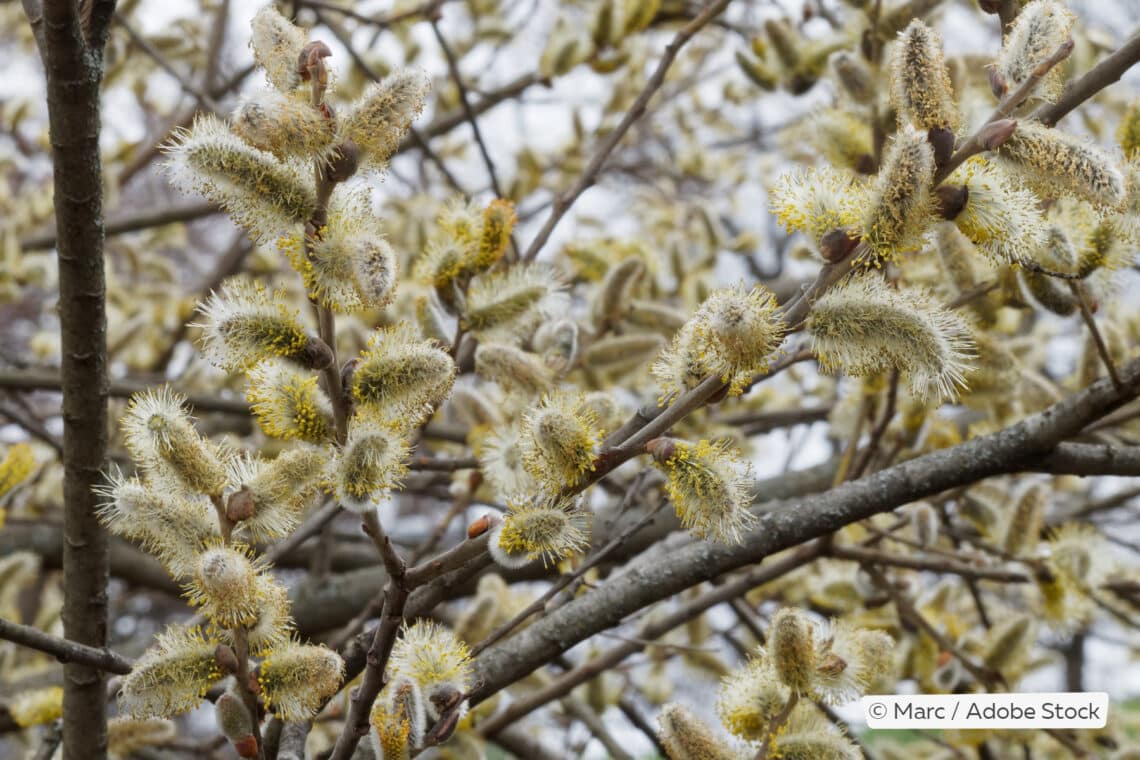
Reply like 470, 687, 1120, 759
25, 1, 115, 757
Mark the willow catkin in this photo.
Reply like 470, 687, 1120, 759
768, 608, 816, 695
890, 20, 957, 132
717, 654, 789, 741
195, 279, 331, 371
999, 120, 1126, 209
860, 126, 936, 259
118, 626, 222, 718
830, 50, 874, 102
688, 283, 785, 395
657, 703, 738, 760
185, 542, 267, 629
519, 393, 600, 489
334, 414, 410, 513
351, 322, 456, 427
164, 115, 315, 241
231, 90, 335, 160
258, 641, 344, 720
807, 276, 975, 401
647, 437, 756, 544
994, 0, 1075, 102
249, 6, 307, 92
771, 705, 862, 760
489, 496, 591, 568
388, 620, 473, 718
121, 387, 229, 497
246, 359, 335, 444
340, 69, 431, 166
947, 157, 1047, 266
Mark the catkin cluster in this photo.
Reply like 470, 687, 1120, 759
659, 609, 892, 758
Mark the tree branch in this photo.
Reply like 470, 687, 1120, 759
466, 358, 1140, 708
1034, 31, 1140, 127
0, 618, 132, 675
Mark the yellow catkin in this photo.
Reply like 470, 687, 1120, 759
0, 442, 34, 499
860, 126, 935, 260
999, 120, 1125, 209
890, 20, 957, 131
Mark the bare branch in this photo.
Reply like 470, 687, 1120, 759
1035, 31, 1140, 127
0, 618, 132, 675
521, 0, 734, 262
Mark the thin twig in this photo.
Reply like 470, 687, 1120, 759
521, 0, 734, 261
830, 545, 1029, 582
114, 12, 221, 110
1034, 31, 1140, 127
1070, 281, 1123, 391
430, 18, 504, 198
848, 369, 899, 480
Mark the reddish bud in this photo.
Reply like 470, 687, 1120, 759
233, 736, 259, 758
297, 41, 333, 81
246, 671, 261, 695
928, 127, 956, 167
987, 65, 1008, 98
819, 227, 861, 263
301, 337, 335, 370
978, 118, 1018, 151
467, 514, 492, 539
935, 184, 970, 221
226, 487, 256, 523
424, 708, 461, 745
325, 139, 360, 183
645, 437, 677, 463
854, 153, 878, 175
214, 644, 240, 674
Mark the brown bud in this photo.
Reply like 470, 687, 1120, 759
226, 487, 256, 523
645, 437, 677, 463
467, 514, 492, 539
301, 336, 335, 370
978, 118, 1018, 151
816, 652, 848, 677
787, 71, 818, 95
233, 736, 259, 759
245, 670, 261, 696
297, 41, 333, 82
214, 644, 240, 674
819, 227, 861, 263
325, 139, 360, 183
429, 686, 464, 716
935, 184, 970, 220
977, 0, 1002, 14
860, 28, 873, 61
854, 153, 878, 175
987, 65, 1008, 98
425, 709, 460, 745
928, 126, 956, 167
340, 358, 358, 399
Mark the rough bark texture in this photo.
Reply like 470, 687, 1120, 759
467, 358, 1140, 704
29, 0, 114, 756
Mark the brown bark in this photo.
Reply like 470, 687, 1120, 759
22, 0, 115, 757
